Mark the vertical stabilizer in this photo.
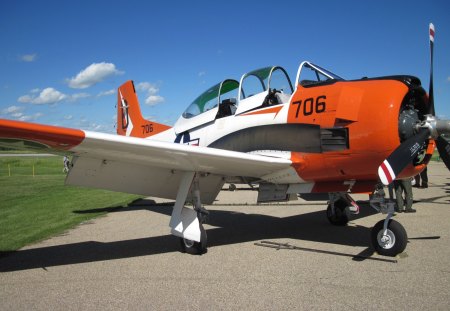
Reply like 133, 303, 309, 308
116, 80, 171, 138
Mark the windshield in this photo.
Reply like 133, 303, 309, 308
296, 62, 344, 86
182, 79, 239, 119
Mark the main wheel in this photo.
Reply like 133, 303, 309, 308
326, 199, 350, 226
179, 223, 207, 255
371, 219, 407, 257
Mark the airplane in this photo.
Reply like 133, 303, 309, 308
1, 23, 449, 257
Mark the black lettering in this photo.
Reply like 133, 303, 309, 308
293, 100, 302, 118
303, 98, 314, 116
141, 124, 154, 134
291, 95, 327, 118
316, 95, 326, 113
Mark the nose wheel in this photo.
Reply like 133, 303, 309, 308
371, 219, 407, 257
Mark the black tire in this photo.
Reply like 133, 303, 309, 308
371, 219, 407, 257
179, 223, 207, 255
326, 199, 350, 226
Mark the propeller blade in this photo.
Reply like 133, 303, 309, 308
378, 128, 430, 185
428, 23, 435, 115
436, 135, 450, 170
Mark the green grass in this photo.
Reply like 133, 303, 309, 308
0, 156, 141, 252
0, 155, 64, 176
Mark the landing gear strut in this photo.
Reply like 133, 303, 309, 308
170, 172, 209, 255
369, 185, 408, 256
327, 189, 407, 257
180, 177, 209, 254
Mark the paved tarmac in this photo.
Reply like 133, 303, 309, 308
0, 162, 449, 310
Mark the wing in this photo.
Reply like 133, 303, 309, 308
0, 119, 292, 203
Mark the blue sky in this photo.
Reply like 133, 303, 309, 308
1, 0, 449, 133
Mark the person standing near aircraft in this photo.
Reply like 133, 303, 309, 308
414, 167, 428, 188
394, 179, 415, 213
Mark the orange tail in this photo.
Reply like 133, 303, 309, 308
116, 80, 171, 138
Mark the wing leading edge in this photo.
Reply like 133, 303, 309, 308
0, 119, 292, 202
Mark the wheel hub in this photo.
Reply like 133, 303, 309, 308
183, 238, 195, 248
377, 229, 396, 249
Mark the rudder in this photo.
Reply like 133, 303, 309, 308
117, 80, 171, 138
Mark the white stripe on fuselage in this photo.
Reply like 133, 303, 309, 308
149, 100, 303, 184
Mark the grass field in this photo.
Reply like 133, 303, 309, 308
0, 156, 141, 252
0, 155, 63, 176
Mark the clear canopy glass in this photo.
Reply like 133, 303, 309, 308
182, 79, 239, 119
239, 66, 293, 100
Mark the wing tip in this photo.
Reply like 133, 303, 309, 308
0, 119, 85, 151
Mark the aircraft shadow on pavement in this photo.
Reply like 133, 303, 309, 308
72, 199, 160, 214
0, 200, 384, 272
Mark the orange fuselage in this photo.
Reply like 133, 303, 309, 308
288, 79, 432, 192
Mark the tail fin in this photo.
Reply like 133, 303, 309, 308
116, 80, 171, 138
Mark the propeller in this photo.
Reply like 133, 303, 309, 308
378, 23, 450, 185
378, 128, 429, 185
428, 23, 435, 116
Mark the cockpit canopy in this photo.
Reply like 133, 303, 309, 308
175, 62, 343, 134
239, 66, 294, 101
181, 66, 296, 120
182, 79, 239, 119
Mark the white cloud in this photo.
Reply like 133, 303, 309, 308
77, 118, 114, 133
21, 54, 37, 62
18, 112, 43, 122
136, 81, 165, 106
18, 87, 67, 105
97, 89, 115, 97
64, 115, 73, 120
1, 105, 43, 121
145, 95, 164, 105
67, 62, 123, 89
198, 71, 206, 77
17, 88, 90, 105
2, 105, 25, 115
136, 82, 159, 94
17, 95, 32, 103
